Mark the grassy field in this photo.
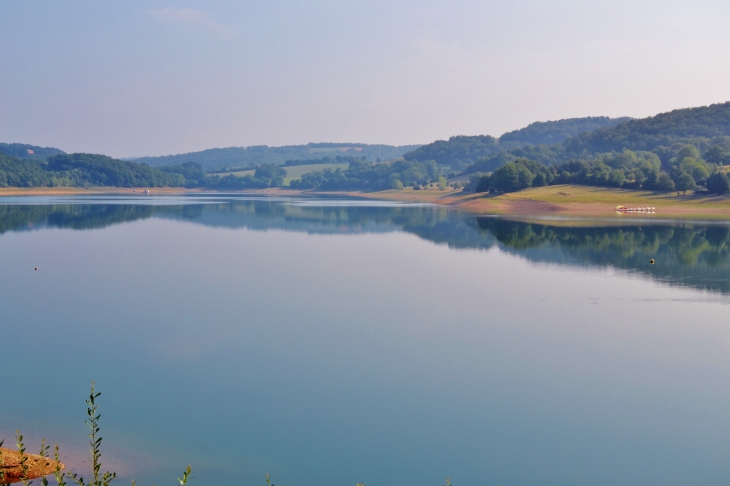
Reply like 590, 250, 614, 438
282, 163, 349, 185
494, 184, 730, 208
211, 163, 349, 185
212, 169, 256, 177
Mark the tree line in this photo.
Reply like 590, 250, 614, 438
290, 159, 441, 190
283, 155, 366, 166
471, 146, 730, 195
127, 143, 421, 171
0, 152, 294, 190
0, 153, 185, 188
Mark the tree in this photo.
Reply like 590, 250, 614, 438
676, 144, 701, 161
587, 164, 611, 185
437, 175, 448, 190
516, 165, 534, 189
492, 163, 520, 192
704, 145, 730, 165
475, 174, 492, 193
254, 163, 286, 187
532, 172, 547, 186
492, 162, 534, 193
674, 172, 696, 195
677, 157, 710, 181
642, 169, 658, 189
654, 172, 676, 192
627, 168, 646, 188
463, 172, 484, 192
160, 162, 207, 187
608, 169, 625, 187
706, 172, 730, 195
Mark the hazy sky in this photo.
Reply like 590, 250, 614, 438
2, 1, 730, 157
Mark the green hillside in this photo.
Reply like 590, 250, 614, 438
403, 116, 630, 169
0, 142, 65, 160
130, 143, 422, 171
464, 103, 730, 197
463, 102, 730, 175
562, 102, 730, 162
500, 116, 631, 145
0, 152, 184, 188
0, 153, 54, 187
210, 162, 351, 186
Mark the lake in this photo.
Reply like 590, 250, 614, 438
2, 195, 730, 486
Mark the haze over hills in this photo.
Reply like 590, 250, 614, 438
127, 143, 423, 171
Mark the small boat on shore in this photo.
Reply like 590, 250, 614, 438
615, 205, 655, 213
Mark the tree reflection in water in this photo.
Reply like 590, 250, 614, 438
2, 198, 730, 294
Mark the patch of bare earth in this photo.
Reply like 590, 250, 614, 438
503, 199, 564, 214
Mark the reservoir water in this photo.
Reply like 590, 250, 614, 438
2, 195, 730, 486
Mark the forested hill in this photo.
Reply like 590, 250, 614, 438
562, 102, 730, 160
0, 152, 184, 188
0, 143, 65, 160
130, 143, 422, 171
463, 101, 730, 174
500, 116, 632, 145
403, 116, 630, 169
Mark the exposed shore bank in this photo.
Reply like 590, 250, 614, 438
3, 185, 730, 219
335, 185, 730, 219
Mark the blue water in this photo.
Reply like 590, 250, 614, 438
2, 195, 730, 486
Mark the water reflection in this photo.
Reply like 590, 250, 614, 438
2, 197, 730, 293
3, 196, 730, 486
478, 218, 730, 294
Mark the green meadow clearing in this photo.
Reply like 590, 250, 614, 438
494, 184, 730, 209
211, 162, 350, 185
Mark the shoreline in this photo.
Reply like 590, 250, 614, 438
3, 185, 730, 219
332, 185, 730, 219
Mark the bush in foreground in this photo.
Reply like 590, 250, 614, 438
1, 382, 191, 486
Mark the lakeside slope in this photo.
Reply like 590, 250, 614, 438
341, 185, 730, 218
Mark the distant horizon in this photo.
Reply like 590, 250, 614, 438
5, 103, 724, 160
4, 97, 730, 160
5, 112, 642, 159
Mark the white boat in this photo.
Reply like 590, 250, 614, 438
615, 205, 655, 213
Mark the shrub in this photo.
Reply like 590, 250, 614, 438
5, 383, 192, 486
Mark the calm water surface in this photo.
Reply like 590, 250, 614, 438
2, 195, 730, 486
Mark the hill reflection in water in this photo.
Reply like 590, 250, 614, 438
1, 196, 729, 294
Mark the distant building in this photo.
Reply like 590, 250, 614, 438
27, 149, 34, 155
